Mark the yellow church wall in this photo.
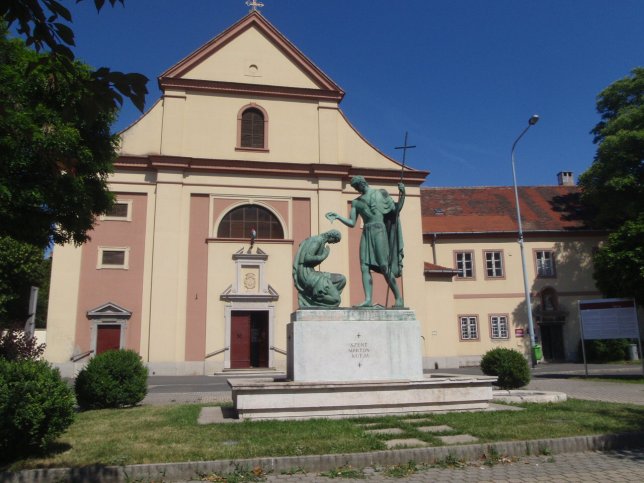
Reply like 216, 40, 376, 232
44, 243, 83, 364
183, 26, 319, 90
118, 100, 163, 156
336, 110, 405, 171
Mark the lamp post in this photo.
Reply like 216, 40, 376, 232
511, 114, 540, 368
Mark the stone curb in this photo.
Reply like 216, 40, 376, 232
3, 432, 642, 483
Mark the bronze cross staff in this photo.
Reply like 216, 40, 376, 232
395, 131, 416, 182
385, 132, 415, 307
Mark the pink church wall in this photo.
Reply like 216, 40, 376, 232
185, 194, 210, 361
291, 198, 311, 310
74, 193, 148, 353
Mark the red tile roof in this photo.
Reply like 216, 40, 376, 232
421, 186, 588, 234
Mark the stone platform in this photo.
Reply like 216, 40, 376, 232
229, 374, 496, 420
228, 308, 496, 420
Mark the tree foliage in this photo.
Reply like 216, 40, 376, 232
1, 0, 148, 111
578, 67, 644, 305
0, 237, 49, 325
592, 215, 644, 306
0, 33, 117, 248
579, 67, 643, 229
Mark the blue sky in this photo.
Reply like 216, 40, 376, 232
64, 0, 643, 187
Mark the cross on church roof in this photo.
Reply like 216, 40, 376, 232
246, 0, 264, 12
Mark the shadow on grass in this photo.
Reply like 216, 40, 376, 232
0, 441, 72, 472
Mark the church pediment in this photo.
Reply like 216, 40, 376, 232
159, 12, 344, 100
87, 302, 132, 319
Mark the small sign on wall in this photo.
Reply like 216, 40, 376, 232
515, 328, 525, 338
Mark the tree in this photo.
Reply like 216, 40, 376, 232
0, 237, 49, 325
591, 215, 644, 306
0, 32, 117, 248
0, 1, 147, 329
578, 68, 644, 305
1, 0, 148, 112
578, 67, 643, 229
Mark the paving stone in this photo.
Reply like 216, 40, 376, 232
197, 406, 239, 424
365, 427, 405, 435
384, 438, 429, 449
438, 434, 479, 444
417, 425, 454, 433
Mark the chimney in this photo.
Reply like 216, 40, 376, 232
557, 171, 574, 186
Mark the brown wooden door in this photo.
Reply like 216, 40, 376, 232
250, 312, 269, 368
96, 324, 121, 355
231, 312, 251, 368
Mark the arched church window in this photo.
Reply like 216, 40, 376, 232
217, 205, 284, 239
238, 105, 267, 149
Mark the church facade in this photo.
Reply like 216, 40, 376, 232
45, 12, 603, 376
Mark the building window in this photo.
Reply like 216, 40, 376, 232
459, 315, 479, 340
484, 251, 504, 278
490, 315, 509, 339
97, 247, 130, 269
102, 199, 132, 221
237, 105, 268, 150
455, 251, 474, 279
217, 205, 284, 239
535, 250, 556, 277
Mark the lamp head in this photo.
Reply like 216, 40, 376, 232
528, 114, 540, 126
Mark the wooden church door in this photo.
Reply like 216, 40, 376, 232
230, 311, 268, 369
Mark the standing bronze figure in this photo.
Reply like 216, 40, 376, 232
326, 176, 405, 308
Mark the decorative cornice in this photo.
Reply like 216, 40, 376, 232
115, 155, 429, 185
158, 78, 344, 102
423, 230, 606, 239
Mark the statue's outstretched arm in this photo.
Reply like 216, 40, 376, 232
326, 204, 357, 227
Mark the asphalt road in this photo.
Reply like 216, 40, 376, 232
146, 362, 643, 396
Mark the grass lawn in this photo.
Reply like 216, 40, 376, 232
3, 399, 643, 472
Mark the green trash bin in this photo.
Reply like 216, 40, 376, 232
533, 344, 543, 362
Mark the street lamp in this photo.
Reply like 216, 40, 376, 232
511, 114, 540, 368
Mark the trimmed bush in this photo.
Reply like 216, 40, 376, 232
579, 338, 631, 363
480, 348, 531, 389
75, 349, 148, 410
0, 359, 75, 459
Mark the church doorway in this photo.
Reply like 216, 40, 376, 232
230, 311, 269, 369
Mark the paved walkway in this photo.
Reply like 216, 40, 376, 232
174, 450, 644, 482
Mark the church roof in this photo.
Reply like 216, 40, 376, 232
421, 185, 594, 235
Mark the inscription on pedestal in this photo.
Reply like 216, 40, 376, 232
348, 332, 371, 367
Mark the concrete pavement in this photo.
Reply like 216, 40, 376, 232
201, 449, 644, 482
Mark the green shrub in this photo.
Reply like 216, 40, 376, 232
74, 349, 148, 410
480, 348, 531, 389
579, 339, 631, 363
0, 359, 75, 459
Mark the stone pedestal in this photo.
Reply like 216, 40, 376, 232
287, 309, 423, 382
228, 308, 496, 420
